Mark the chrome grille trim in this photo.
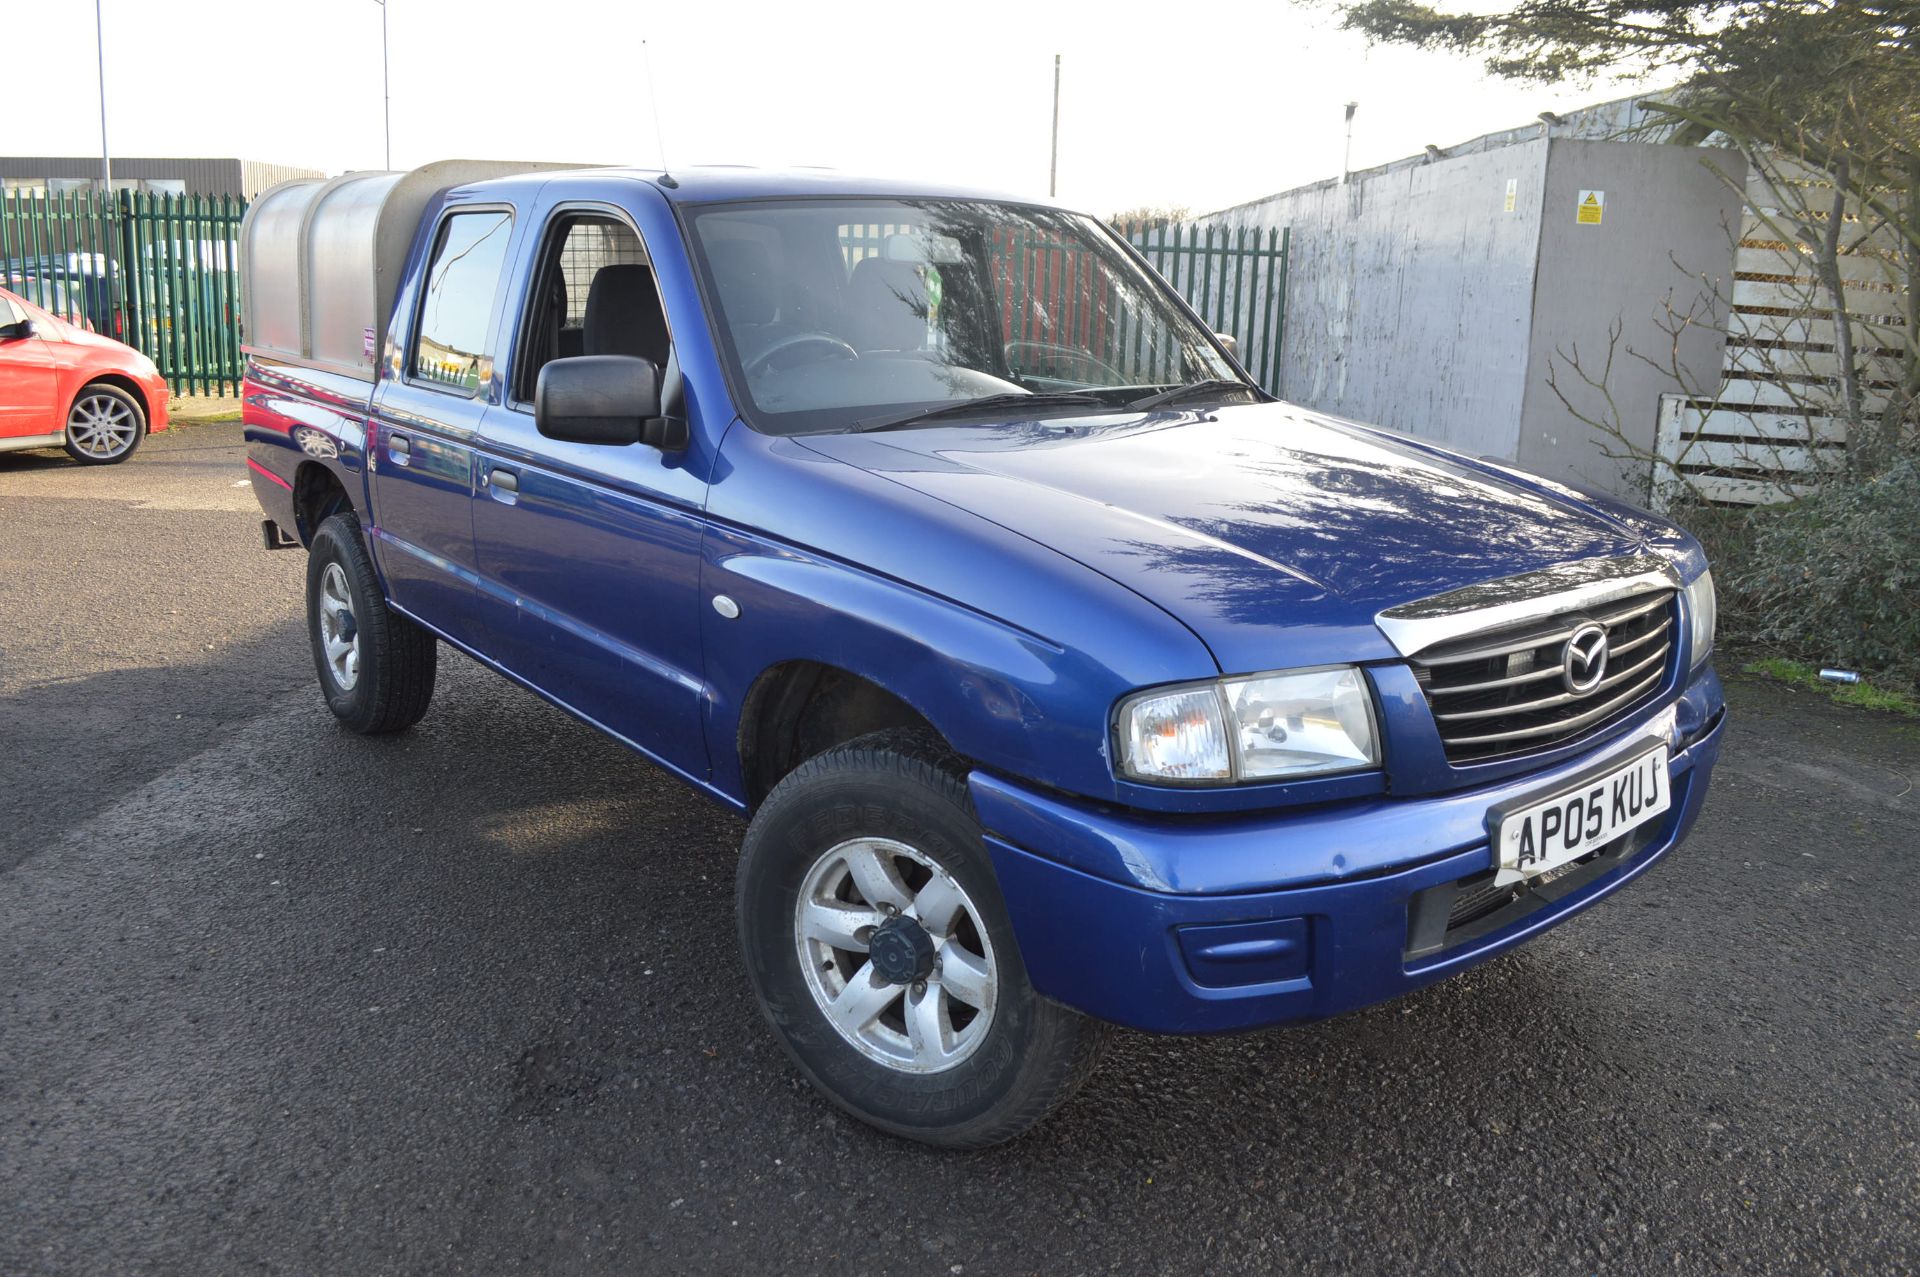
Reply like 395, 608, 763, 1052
1375, 553, 1681, 659
1410, 590, 1673, 668
1426, 617, 1671, 696
1431, 644, 1668, 722
1606, 617, 1673, 661
1434, 662, 1566, 696
1403, 575, 1678, 764
1438, 667, 1666, 748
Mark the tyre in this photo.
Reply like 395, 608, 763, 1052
306, 511, 437, 734
63, 382, 145, 465
737, 730, 1110, 1148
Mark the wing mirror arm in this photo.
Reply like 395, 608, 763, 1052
640, 415, 689, 451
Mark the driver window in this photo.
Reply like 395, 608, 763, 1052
515, 214, 663, 402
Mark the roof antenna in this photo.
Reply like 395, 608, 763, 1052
642, 40, 678, 188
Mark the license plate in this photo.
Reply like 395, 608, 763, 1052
1491, 743, 1670, 886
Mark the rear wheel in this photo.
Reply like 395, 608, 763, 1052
737, 730, 1110, 1148
306, 511, 437, 734
63, 383, 145, 465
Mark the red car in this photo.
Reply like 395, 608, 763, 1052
0, 284, 170, 465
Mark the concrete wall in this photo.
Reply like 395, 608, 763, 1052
1516, 140, 1744, 490
1209, 141, 1551, 460
1201, 137, 1744, 498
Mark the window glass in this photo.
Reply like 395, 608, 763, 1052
556, 220, 647, 327
412, 210, 513, 394
515, 215, 660, 401
687, 199, 1239, 435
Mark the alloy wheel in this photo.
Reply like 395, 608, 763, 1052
317, 562, 360, 691
794, 837, 998, 1073
66, 393, 140, 460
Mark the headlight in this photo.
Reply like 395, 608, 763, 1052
1116, 666, 1379, 785
1684, 569, 1716, 667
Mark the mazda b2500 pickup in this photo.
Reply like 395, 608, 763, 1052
239, 161, 1724, 1147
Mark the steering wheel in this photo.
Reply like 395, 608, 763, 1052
747, 332, 859, 377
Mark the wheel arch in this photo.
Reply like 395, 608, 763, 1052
70, 372, 150, 418
737, 660, 951, 811
292, 460, 355, 546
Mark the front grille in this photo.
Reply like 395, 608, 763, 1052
1411, 589, 1676, 764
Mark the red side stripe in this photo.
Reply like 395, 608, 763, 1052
247, 457, 294, 491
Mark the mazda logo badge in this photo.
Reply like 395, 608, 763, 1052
1562, 622, 1609, 694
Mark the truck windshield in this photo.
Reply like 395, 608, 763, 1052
684, 198, 1243, 435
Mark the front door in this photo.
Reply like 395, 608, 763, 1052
366, 207, 517, 649
0, 296, 60, 438
469, 207, 710, 780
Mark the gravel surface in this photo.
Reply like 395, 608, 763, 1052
3, 425, 1917, 1275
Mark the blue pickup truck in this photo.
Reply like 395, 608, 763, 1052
239, 161, 1725, 1147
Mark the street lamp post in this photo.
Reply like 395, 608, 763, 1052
376, 0, 391, 168
1341, 101, 1358, 184
1049, 54, 1061, 198
94, 0, 111, 190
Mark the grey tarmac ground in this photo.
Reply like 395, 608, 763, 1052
2, 423, 1917, 1276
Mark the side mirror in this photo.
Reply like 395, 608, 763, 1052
1214, 332, 1239, 358
1, 319, 39, 341
534, 354, 685, 451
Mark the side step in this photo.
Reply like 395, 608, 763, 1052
260, 519, 300, 551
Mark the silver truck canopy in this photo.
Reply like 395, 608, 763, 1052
239, 160, 579, 380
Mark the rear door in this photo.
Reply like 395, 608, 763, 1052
366, 206, 517, 648
468, 204, 710, 779
0, 294, 60, 438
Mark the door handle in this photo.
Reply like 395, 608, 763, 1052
388, 433, 411, 465
488, 468, 518, 494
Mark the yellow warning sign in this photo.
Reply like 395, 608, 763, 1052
1577, 189, 1605, 225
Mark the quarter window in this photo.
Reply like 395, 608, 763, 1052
411, 210, 513, 395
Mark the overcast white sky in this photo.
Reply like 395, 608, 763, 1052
15, 0, 1651, 215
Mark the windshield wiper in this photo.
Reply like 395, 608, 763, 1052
852, 391, 1110, 433
1126, 378, 1262, 411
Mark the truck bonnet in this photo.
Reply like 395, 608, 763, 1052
798, 400, 1649, 676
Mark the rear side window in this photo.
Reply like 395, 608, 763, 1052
411, 210, 513, 395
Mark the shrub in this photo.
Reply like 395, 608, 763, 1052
1687, 456, 1920, 690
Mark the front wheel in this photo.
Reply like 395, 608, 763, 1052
306, 511, 437, 734
737, 730, 1109, 1148
63, 383, 146, 464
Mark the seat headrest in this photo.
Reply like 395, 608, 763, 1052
706, 239, 778, 326
847, 257, 928, 352
583, 264, 668, 365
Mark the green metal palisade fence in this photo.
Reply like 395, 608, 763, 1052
1125, 222, 1289, 393
0, 189, 246, 396
1, 194, 1286, 400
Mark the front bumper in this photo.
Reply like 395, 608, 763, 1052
146, 375, 171, 433
975, 669, 1726, 1034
